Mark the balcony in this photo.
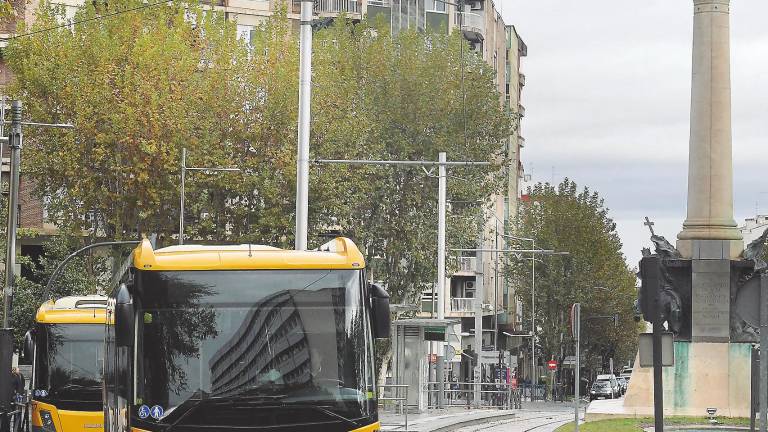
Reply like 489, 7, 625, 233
450, 297, 474, 313
456, 11, 484, 42
317, 0, 360, 14
291, 0, 361, 15
518, 104, 525, 118
456, 256, 477, 273
519, 73, 526, 87
518, 136, 525, 148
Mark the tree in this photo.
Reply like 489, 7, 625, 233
510, 179, 639, 378
5, 0, 251, 239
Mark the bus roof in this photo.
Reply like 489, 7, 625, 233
133, 237, 366, 271
36, 295, 108, 324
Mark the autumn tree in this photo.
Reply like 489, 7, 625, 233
5, 0, 251, 239
510, 179, 639, 379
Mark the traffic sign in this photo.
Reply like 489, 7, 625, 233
547, 360, 557, 370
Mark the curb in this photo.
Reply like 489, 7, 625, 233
424, 412, 517, 432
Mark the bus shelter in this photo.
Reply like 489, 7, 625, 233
391, 319, 459, 412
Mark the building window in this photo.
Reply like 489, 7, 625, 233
427, 0, 445, 12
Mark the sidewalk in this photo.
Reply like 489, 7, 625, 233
380, 407, 517, 432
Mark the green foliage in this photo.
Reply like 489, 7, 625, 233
308, 20, 511, 304
6, 4, 512, 311
6, 0, 250, 239
511, 179, 640, 370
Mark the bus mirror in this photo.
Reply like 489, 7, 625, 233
115, 283, 134, 347
369, 283, 391, 339
21, 330, 34, 364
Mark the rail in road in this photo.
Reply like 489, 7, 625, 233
453, 412, 573, 432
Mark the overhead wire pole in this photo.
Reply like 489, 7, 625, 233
0, 101, 73, 432
314, 156, 490, 409
295, 0, 313, 251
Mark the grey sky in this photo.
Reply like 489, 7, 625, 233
499, 0, 768, 268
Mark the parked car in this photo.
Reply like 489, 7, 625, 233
589, 380, 616, 401
595, 374, 620, 398
616, 377, 627, 395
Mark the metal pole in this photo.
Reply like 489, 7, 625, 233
179, 147, 186, 245
436, 152, 447, 409
0, 102, 20, 432
531, 240, 536, 390
3, 101, 21, 329
294, 0, 313, 251
751, 345, 758, 432
652, 290, 664, 432
760, 273, 768, 432
0, 95, 5, 193
574, 303, 580, 432
496, 241, 500, 353
437, 151, 446, 321
473, 221, 484, 407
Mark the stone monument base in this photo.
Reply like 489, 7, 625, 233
621, 341, 751, 418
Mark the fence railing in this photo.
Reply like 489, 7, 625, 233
456, 256, 477, 272
291, 0, 361, 14
426, 382, 522, 410
378, 384, 408, 430
450, 297, 474, 312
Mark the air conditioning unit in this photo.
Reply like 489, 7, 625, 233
464, 281, 475, 291
469, 1, 482, 10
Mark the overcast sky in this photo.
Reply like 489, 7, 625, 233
498, 0, 768, 268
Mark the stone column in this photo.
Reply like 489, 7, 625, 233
678, 0, 742, 258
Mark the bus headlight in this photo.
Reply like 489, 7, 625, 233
40, 410, 56, 432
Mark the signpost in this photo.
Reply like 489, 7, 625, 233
640, 256, 665, 432
571, 303, 581, 432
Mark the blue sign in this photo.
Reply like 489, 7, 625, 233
138, 405, 151, 419
150, 405, 164, 420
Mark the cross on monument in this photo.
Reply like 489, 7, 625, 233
644, 217, 656, 237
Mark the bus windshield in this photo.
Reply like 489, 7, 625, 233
134, 269, 376, 429
36, 323, 104, 404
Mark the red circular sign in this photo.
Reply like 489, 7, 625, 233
547, 360, 557, 370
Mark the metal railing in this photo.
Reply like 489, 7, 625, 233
450, 297, 474, 312
292, 0, 361, 14
519, 384, 547, 401
456, 256, 476, 272
378, 384, 408, 431
318, 0, 361, 13
426, 382, 522, 410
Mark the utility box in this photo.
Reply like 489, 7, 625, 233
391, 319, 459, 412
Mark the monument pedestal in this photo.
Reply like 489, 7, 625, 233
622, 341, 751, 418
621, 242, 751, 419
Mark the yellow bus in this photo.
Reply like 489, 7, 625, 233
25, 295, 107, 432
104, 237, 390, 432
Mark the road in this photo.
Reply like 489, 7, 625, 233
452, 409, 574, 432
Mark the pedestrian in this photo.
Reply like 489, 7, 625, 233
11, 368, 24, 400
